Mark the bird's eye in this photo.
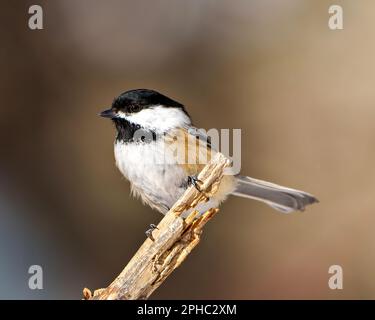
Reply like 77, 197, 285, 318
130, 105, 141, 113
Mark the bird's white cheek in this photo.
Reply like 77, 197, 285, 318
123, 106, 191, 132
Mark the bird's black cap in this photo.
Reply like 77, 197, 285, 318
111, 89, 185, 113
100, 88, 190, 121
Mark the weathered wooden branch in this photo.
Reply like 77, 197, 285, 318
83, 153, 231, 300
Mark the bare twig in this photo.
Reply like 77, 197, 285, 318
83, 153, 231, 300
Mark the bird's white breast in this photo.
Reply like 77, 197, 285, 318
114, 139, 187, 211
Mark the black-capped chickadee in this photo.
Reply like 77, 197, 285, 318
100, 89, 318, 218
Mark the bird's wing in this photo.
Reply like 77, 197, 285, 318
164, 126, 216, 176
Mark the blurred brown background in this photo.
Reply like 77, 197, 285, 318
1, 0, 374, 299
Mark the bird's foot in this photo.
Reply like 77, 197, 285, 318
187, 175, 210, 201
145, 223, 159, 242
187, 175, 203, 192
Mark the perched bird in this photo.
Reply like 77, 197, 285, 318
100, 89, 318, 222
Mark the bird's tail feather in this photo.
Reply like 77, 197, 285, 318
232, 175, 318, 213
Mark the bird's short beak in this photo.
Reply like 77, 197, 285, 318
99, 108, 117, 119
